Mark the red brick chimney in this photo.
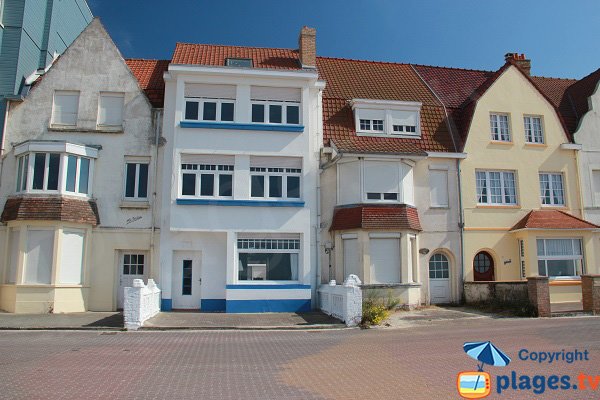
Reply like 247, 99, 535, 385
299, 26, 316, 68
505, 53, 531, 76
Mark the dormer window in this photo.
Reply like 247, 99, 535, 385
352, 99, 421, 137
226, 58, 253, 68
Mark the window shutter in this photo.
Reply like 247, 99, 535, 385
180, 154, 235, 165
24, 230, 54, 284
390, 110, 417, 127
363, 161, 400, 194
53, 92, 79, 125
98, 94, 124, 126
593, 170, 600, 205
58, 230, 85, 284
430, 170, 449, 207
357, 109, 385, 120
185, 84, 236, 99
250, 156, 302, 169
251, 86, 301, 102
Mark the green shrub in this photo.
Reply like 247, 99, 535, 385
361, 298, 390, 326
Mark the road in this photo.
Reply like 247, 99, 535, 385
0, 316, 599, 399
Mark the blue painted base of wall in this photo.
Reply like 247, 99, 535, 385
226, 299, 311, 313
201, 299, 226, 312
161, 298, 173, 311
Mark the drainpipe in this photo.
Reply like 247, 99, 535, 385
457, 158, 465, 302
0, 100, 10, 189
149, 110, 162, 283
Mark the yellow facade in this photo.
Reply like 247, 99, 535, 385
460, 66, 596, 304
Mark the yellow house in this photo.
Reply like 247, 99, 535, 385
416, 54, 599, 308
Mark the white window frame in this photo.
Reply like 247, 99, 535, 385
359, 118, 385, 133
184, 98, 235, 122
352, 100, 421, 138
236, 238, 301, 283
51, 90, 80, 126
536, 238, 583, 279
524, 115, 544, 144
475, 170, 518, 205
250, 167, 302, 200
179, 163, 234, 199
361, 160, 404, 204
63, 154, 92, 195
490, 113, 511, 142
124, 159, 150, 201
97, 92, 125, 128
0, 0, 4, 26
250, 100, 301, 125
539, 172, 565, 206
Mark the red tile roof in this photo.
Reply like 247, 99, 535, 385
171, 43, 303, 70
510, 210, 599, 231
330, 204, 422, 231
1, 196, 100, 226
125, 59, 170, 108
317, 57, 458, 154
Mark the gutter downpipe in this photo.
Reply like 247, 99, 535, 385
149, 109, 162, 284
0, 100, 10, 189
411, 65, 464, 303
315, 86, 325, 309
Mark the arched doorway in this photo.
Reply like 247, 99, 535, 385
473, 251, 495, 281
429, 253, 451, 303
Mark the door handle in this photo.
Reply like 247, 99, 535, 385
198, 278, 202, 283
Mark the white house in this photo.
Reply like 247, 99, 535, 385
0, 19, 163, 313
158, 27, 325, 312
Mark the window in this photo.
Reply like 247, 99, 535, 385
363, 161, 403, 203
24, 230, 54, 285
353, 101, 421, 137
237, 238, 300, 281
429, 253, 449, 279
593, 170, 600, 206
251, 86, 301, 125
15, 154, 29, 192
180, 163, 234, 198
98, 93, 124, 127
58, 230, 85, 285
125, 162, 149, 200
473, 252, 493, 274
17, 152, 92, 195
123, 254, 145, 275
184, 83, 235, 122
430, 169, 449, 207
226, 58, 253, 68
537, 239, 583, 278
52, 91, 79, 126
490, 113, 510, 142
65, 155, 90, 194
250, 167, 302, 200
32, 153, 60, 191
524, 116, 544, 144
539, 173, 564, 206
182, 260, 193, 295
476, 170, 517, 205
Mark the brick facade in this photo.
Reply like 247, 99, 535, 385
527, 276, 551, 317
1, 196, 100, 226
582, 275, 600, 315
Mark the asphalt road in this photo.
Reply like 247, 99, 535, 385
0, 316, 599, 399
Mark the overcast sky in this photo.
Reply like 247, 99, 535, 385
88, 0, 600, 79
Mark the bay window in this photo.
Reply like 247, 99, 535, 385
237, 238, 300, 281
539, 173, 564, 206
476, 170, 517, 205
537, 238, 583, 278
363, 161, 402, 203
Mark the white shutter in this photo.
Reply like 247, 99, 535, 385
343, 238, 361, 280
180, 154, 235, 165
98, 93, 124, 126
24, 230, 54, 285
390, 110, 417, 127
58, 230, 85, 285
363, 161, 400, 194
251, 86, 301, 102
593, 170, 600, 205
6, 229, 19, 284
185, 83, 236, 99
370, 238, 401, 284
357, 109, 385, 120
52, 91, 79, 125
250, 156, 302, 169
430, 169, 449, 207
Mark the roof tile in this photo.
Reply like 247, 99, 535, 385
510, 210, 599, 231
330, 204, 422, 231
125, 59, 170, 108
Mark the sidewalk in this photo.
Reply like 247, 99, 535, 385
142, 311, 346, 330
0, 312, 123, 330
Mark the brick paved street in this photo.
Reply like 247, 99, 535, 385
0, 317, 599, 399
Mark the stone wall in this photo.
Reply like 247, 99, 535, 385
464, 281, 529, 305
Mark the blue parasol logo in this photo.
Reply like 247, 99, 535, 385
463, 341, 512, 371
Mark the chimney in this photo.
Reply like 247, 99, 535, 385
299, 26, 316, 68
504, 53, 531, 76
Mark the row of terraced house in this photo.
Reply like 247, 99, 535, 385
1, 18, 600, 313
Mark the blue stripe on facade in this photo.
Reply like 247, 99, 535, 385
176, 199, 305, 207
161, 298, 173, 311
180, 121, 304, 132
226, 284, 311, 290
226, 299, 311, 313
201, 299, 226, 312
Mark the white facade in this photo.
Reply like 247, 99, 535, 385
0, 19, 160, 313
574, 79, 600, 225
159, 64, 324, 312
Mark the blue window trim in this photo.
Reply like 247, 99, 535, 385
226, 284, 311, 290
180, 121, 304, 133
176, 198, 304, 207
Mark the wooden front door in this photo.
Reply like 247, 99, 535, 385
473, 251, 495, 281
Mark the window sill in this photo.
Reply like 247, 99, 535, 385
49, 126, 123, 134
357, 132, 421, 139
548, 279, 581, 286
120, 200, 150, 209
180, 121, 304, 132
489, 140, 513, 145
540, 205, 568, 210
524, 143, 547, 148
429, 206, 450, 210
176, 198, 304, 207
476, 204, 520, 209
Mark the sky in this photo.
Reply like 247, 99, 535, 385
87, 0, 600, 79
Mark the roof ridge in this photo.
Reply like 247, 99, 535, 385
556, 210, 600, 228
317, 55, 410, 66
126, 58, 170, 62
174, 42, 297, 52
411, 62, 495, 74
531, 75, 578, 82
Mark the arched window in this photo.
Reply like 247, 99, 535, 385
429, 253, 449, 279
474, 252, 493, 274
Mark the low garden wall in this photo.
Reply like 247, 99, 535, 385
464, 281, 529, 305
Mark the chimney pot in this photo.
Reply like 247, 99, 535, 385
299, 26, 316, 68
505, 52, 531, 76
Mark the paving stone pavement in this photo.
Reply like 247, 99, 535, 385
0, 316, 599, 399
